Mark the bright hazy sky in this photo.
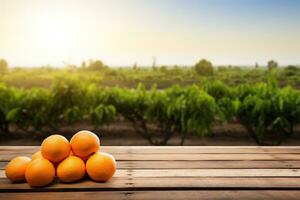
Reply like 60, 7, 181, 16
0, 0, 300, 67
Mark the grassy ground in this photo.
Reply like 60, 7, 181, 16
1, 66, 300, 89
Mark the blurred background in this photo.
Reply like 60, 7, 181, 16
0, 0, 299, 146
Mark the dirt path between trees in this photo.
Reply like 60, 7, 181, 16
1, 122, 299, 146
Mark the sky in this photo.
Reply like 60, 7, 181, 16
0, 0, 300, 67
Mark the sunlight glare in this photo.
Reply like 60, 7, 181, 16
31, 12, 81, 56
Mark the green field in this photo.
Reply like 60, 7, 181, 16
1, 61, 300, 89
0, 61, 300, 145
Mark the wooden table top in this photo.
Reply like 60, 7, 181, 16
1, 146, 300, 200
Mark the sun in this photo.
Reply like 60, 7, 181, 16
22, 6, 112, 65
31, 12, 81, 56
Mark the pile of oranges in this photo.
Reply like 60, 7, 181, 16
5, 130, 117, 187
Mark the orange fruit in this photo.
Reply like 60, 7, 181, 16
41, 134, 71, 163
69, 150, 89, 161
86, 152, 116, 182
25, 158, 55, 187
70, 130, 100, 159
32, 151, 43, 160
57, 156, 85, 183
5, 156, 31, 182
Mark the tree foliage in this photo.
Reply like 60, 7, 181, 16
237, 73, 300, 144
195, 59, 214, 76
267, 60, 278, 70
87, 60, 106, 71
0, 73, 299, 145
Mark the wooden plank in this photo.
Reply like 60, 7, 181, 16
1, 191, 300, 200
0, 177, 129, 191
3, 153, 300, 161
113, 160, 300, 169
2, 146, 300, 161
130, 177, 300, 189
2, 160, 300, 170
113, 154, 300, 161
2, 177, 300, 192
121, 169, 300, 178
1, 168, 300, 179
2, 146, 300, 154
122, 146, 300, 154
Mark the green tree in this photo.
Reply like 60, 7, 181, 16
88, 60, 105, 71
284, 65, 298, 76
267, 60, 278, 70
194, 59, 213, 76
237, 73, 300, 145
0, 59, 8, 74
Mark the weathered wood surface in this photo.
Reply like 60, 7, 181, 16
0, 146, 300, 200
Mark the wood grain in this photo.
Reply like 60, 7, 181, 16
112, 160, 300, 169
122, 169, 300, 177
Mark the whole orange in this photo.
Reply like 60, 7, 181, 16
86, 152, 116, 182
5, 156, 31, 182
25, 158, 55, 187
70, 130, 100, 159
57, 156, 86, 183
41, 134, 71, 163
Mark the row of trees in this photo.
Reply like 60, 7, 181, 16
194, 59, 280, 76
0, 73, 299, 145
1, 58, 283, 75
0, 59, 108, 73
